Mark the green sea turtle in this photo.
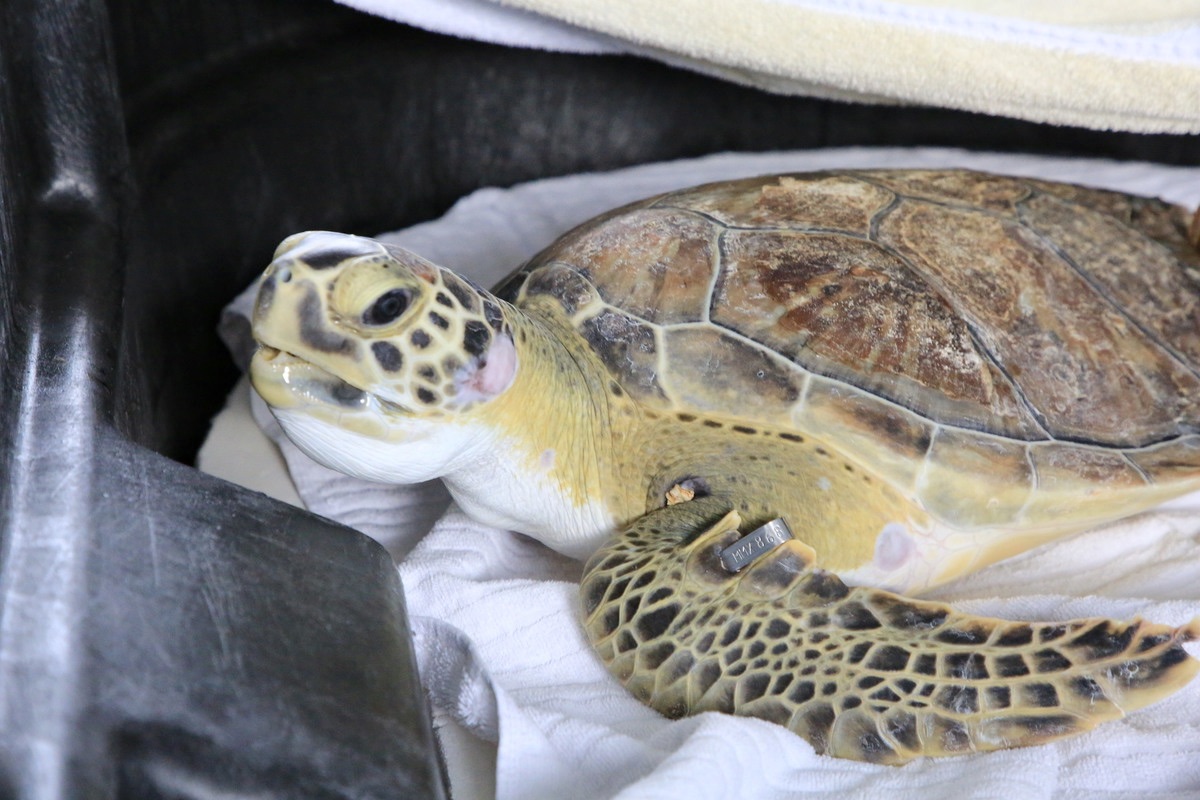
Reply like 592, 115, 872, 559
249, 169, 1200, 764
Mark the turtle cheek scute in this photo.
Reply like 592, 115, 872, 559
298, 289, 357, 356
463, 320, 492, 358
371, 341, 404, 373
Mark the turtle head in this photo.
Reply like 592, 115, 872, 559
249, 231, 518, 483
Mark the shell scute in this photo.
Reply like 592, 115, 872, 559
918, 428, 1034, 529
876, 198, 1200, 447
1022, 183, 1200, 277
659, 172, 894, 231
660, 326, 803, 425
855, 169, 1032, 215
1029, 443, 1147, 492
794, 377, 935, 496
1127, 436, 1200, 482
715, 227, 1042, 439
1024, 179, 1146, 226
517, 262, 599, 317
528, 207, 717, 325
1016, 191, 1200, 368
1020, 443, 1151, 524
1130, 199, 1200, 272
577, 308, 668, 403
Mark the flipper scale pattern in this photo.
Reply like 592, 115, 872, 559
582, 498, 1200, 764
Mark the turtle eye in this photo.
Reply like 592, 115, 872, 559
363, 288, 412, 326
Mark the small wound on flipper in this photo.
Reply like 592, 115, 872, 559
719, 518, 795, 572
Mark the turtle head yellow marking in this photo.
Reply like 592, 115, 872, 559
252, 231, 517, 415
249, 231, 519, 482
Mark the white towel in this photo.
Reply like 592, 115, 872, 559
214, 149, 1200, 799
334, 0, 1200, 133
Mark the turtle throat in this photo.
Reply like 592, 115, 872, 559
436, 302, 626, 557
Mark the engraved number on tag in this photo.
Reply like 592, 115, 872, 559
719, 518, 794, 572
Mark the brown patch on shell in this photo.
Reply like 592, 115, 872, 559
1127, 435, 1200, 482
857, 169, 1033, 214
1017, 192, 1200, 368
659, 173, 893, 231
531, 208, 717, 324
577, 308, 667, 403
876, 199, 1200, 447
716, 228, 1043, 439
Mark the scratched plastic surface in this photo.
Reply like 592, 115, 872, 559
1, 0, 1198, 797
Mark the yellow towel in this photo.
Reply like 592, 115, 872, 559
361, 0, 1200, 133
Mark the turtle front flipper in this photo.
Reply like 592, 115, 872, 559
580, 497, 1200, 765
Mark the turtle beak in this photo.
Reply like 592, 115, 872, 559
249, 345, 368, 412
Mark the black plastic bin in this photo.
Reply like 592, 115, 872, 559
1, 1, 1198, 798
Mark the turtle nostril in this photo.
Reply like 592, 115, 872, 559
277, 266, 292, 283
363, 288, 412, 326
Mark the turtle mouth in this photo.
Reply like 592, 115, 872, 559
251, 345, 410, 414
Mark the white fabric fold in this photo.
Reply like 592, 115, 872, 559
213, 149, 1200, 799
334, 0, 1200, 132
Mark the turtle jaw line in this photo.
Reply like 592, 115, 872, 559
252, 344, 414, 416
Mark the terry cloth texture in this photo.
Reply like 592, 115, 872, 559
336, 0, 1200, 133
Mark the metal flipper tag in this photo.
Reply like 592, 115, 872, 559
719, 518, 794, 572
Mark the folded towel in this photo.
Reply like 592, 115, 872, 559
212, 148, 1200, 799
334, 0, 1200, 133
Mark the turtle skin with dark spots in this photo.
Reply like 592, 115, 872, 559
583, 497, 1198, 764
